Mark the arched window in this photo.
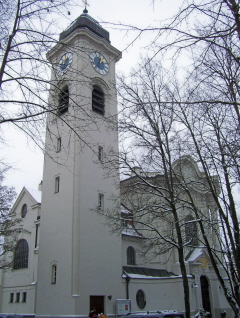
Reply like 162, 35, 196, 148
13, 239, 29, 269
127, 246, 135, 265
21, 204, 27, 218
136, 289, 146, 309
185, 215, 198, 246
58, 86, 69, 115
92, 85, 105, 115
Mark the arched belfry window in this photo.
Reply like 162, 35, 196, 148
13, 239, 29, 269
92, 85, 105, 115
58, 85, 69, 115
185, 215, 198, 246
127, 246, 135, 265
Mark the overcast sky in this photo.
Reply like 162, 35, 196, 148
2, 0, 180, 194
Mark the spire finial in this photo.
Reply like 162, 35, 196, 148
82, 0, 89, 13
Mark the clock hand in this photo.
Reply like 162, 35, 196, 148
100, 56, 104, 64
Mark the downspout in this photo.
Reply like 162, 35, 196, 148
125, 275, 131, 300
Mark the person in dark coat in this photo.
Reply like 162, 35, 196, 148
89, 310, 98, 318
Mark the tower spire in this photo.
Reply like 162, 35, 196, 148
82, 0, 89, 13
59, 0, 110, 43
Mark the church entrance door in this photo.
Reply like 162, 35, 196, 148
200, 275, 211, 313
90, 295, 104, 315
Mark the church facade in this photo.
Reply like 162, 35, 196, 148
0, 9, 233, 318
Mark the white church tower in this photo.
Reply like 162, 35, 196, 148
36, 8, 123, 317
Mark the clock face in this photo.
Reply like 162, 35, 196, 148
90, 52, 109, 75
57, 52, 73, 76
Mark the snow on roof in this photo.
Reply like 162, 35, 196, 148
122, 273, 181, 280
185, 247, 207, 262
26, 188, 42, 204
122, 225, 142, 238
122, 266, 180, 280
121, 205, 132, 214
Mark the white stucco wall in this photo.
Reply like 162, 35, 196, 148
0, 189, 40, 314
35, 25, 125, 317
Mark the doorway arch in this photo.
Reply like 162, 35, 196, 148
200, 275, 211, 313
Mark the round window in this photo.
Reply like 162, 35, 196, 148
136, 289, 146, 309
21, 204, 27, 218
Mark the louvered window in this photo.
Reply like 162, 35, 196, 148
59, 86, 69, 115
92, 85, 105, 115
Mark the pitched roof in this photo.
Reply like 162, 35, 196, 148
26, 188, 42, 204
11, 187, 41, 212
122, 266, 178, 279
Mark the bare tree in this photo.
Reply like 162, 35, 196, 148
110, 0, 240, 67
103, 62, 195, 318
174, 36, 240, 315
100, 51, 239, 317
161, 7, 240, 312
116, 5, 240, 313
98, 1, 240, 314
0, 0, 84, 150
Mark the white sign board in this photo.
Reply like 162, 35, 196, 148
116, 299, 131, 316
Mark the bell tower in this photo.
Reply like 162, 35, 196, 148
36, 9, 123, 317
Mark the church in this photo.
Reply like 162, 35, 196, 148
0, 8, 232, 318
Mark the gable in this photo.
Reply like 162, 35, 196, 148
185, 248, 210, 268
11, 187, 41, 213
